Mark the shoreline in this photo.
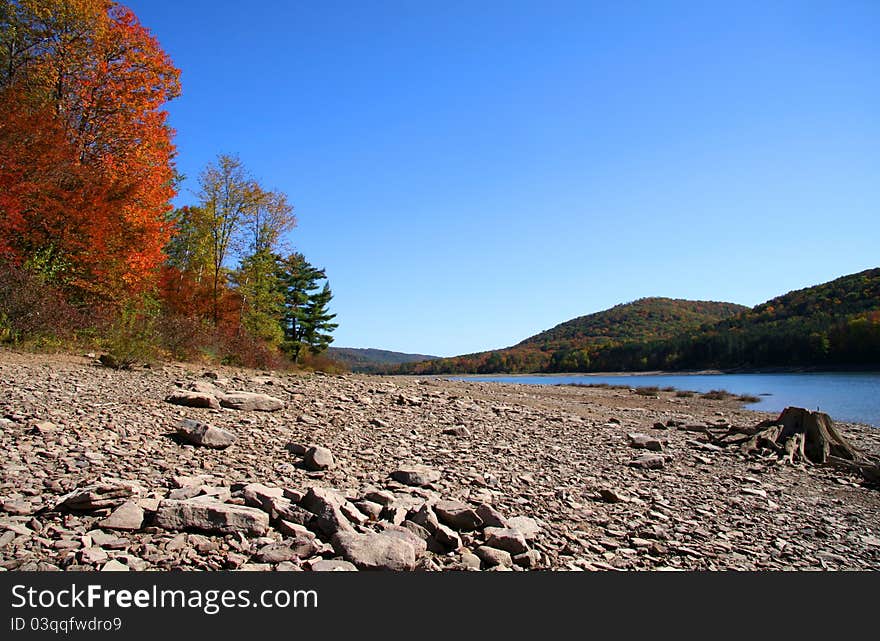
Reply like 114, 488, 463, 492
1, 351, 879, 571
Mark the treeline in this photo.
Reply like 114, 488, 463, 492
397, 269, 880, 374
0, 1, 337, 368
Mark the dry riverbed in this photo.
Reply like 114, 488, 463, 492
2, 351, 879, 571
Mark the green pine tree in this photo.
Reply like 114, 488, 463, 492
276, 253, 336, 362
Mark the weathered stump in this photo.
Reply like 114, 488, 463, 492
735, 406, 858, 464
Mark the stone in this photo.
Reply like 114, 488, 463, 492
354, 500, 383, 520
484, 527, 529, 555
219, 392, 284, 412
475, 504, 509, 528
598, 488, 628, 503
79, 547, 109, 564
257, 543, 308, 563
507, 516, 542, 540
434, 500, 482, 531
391, 465, 441, 487
57, 481, 141, 511
627, 433, 664, 451
300, 487, 355, 536
98, 501, 144, 531
442, 426, 471, 437
242, 483, 285, 509
165, 391, 220, 410
514, 549, 542, 569
475, 545, 513, 568
303, 446, 334, 471
460, 550, 482, 570
310, 559, 358, 572
430, 523, 462, 552
629, 455, 666, 470
331, 531, 417, 571
378, 523, 428, 557
176, 419, 236, 449
101, 559, 130, 572
153, 499, 270, 535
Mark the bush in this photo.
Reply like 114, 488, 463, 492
700, 389, 732, 400
101, 297, 161, 368
675, 390, 695, 398
635, 386, 660, 396
0, 261, 89, 344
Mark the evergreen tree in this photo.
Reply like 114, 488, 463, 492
302, 282, 338, 356
276, 252, 336, 362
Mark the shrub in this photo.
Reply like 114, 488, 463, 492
700, 389, 732, 400
675, 390, 695, 398
635, 386, 660, 396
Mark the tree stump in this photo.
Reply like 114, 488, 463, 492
739, 407, 859, 465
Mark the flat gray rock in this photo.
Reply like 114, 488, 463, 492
434, 499, 482, 531
219, 392, 284, 412
484, 527, 528, 555
153, 499, 269, 536
98, 501, 144, 531
332, 531, 417, 571
391, 465, 441, 487
165, 391, 220, 410
176, 419, 236, 449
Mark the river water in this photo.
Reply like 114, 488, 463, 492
452, 372, 880, 427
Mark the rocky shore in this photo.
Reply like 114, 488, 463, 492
2, 351, 879, 571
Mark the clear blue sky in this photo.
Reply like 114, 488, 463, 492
127, 0, 879, 357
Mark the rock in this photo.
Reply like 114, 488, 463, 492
165, 391, 220, 410
475, 504, 509, 528
507, 516, 542, 540
354, 500, 383, 520
391, 465, 441, 487
310, 559, 358, 572
298, 414, 320, 425
484, 527, 529, 555
242, 483, 285, 509
434, 500, 482, 531
98, 501, 144, 531
331, 531, 417, 571
629, 454, 666, 470
153, 499, 270, 535
514, 550, 541, 568
460, 550, 482, 570
475, 545, 513, 568
57, 481, 141, 511
442, 426, 471, 437
627, 433, 664, 451
101, 559, 130, 572
377, 523, 428, 557
430, 523, 462, 552
363, 490, 395, 506
303, 446, 334, 471
79, 547, 109, 564
176, 419, 236, 449
300, 487, 356, 536
219, 392, 284, 412
598, 488, 628, 503
286, 442, 309, 455
257, 542, 314, 563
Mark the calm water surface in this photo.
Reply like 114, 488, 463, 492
452, 372, 880, 427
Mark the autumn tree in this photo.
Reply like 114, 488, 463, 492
196, 154, 260, 324
0, 0, 181, 301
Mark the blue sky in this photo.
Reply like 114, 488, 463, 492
127, 1, 879, 357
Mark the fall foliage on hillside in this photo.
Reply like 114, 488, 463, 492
396, 271, 880, 375
0, 1, 338, 368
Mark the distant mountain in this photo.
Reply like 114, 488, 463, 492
586, 268, 880, 371
394, 298, 746, 375
519, 298, 747, 348
328, 347, 439, 372
395, 268, 880, 374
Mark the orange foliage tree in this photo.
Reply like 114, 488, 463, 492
0, 0, 180, 302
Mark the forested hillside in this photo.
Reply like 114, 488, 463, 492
396, 270, 880, 374
397, 298, 746, 374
